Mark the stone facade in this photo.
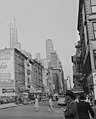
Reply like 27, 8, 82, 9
72, 0, 96, 99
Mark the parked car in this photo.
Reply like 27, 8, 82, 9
0, 98, 4, 104
58, 95, 66, 106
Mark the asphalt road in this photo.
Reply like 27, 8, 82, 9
0, 100, 64, 119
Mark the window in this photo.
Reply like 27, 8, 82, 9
93, 22, 96, 39
91, 0, 96, 5
93, 50, 96, 69
15, 72, 20, 80
15, 62, 20, 71
92, 6, 96, 13
91, 0, 96, 13
95, 31, 96, 38
27, 78, 30, 84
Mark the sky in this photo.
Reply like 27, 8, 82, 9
0, 0, 79, 85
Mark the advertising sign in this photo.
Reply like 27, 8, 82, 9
2, 88, 15, 93
0, 50, 15, 86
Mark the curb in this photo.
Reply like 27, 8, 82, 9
0, 99, 48, 110
0, 104, 17, 110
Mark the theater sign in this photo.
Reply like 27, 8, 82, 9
0, 50, 15, 96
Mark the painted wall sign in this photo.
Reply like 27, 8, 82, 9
0, 50, 14, 86
2, 88, 15, 93
0, 62, 7, 72
0, 52, 10, 60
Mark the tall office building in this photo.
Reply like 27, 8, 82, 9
35, 53, 41, 62
40, 58, 48, 69
50, 51, 59, 69
10, 19, 21, 51
46, 39, 54, 60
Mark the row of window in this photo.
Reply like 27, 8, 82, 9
15, 54, 24, 65
14, 52, 43, 88
15, 53, 25, 86
93, 22, 96, 39
15, 71, 25, 85
15, 62, 25, 73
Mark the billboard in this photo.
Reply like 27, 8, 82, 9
0, 50, 15, 86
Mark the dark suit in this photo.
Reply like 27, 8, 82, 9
65, 99, 79, 119
77, 101, 94, 119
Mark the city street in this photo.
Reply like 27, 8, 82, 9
0, 100, 64, 119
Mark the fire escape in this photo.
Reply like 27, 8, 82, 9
72, 40, 84, 90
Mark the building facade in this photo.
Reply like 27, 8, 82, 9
24, 59, 33, 89
31, 59, 44, 93
35, 53, 41, 62
40, 58, 49, 93
0, 48, 15, 97
49, 51, 60, 69
71, 41, 83, 90
72, 0, 96, 99
0, 48, 26, 98
0, 48, 44, 100
46, 39, 66, 94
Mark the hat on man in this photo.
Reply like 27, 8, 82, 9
66, 90, 73, 98
79, 93, 86, 100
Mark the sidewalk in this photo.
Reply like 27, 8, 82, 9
0, 98, 48, 110
0, 100, 34, 110
0, 103, 17, 110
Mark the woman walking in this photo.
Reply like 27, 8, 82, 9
48, 96, 54, 112
34, 96, 39, 111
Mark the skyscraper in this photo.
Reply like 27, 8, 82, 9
46, 39, 54, 60
50, 51, 58, 69
10, 19, 21, 51
35, 53, 41, 62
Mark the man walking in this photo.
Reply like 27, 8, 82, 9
63, 90, 79, 119
77, 93, 94, 119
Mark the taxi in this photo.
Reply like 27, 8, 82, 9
58, 95, 66, 106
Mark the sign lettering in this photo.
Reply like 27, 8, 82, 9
2, 88, 15, 93
0, 62, 7, 72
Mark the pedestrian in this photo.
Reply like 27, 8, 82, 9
77, 93, 94, 119
92, 100, 96, 119
63, 90, 79, 119
34, 96, 39, 111
48, 96, 54, 112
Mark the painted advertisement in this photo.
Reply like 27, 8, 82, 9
0, 50, 15, 86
